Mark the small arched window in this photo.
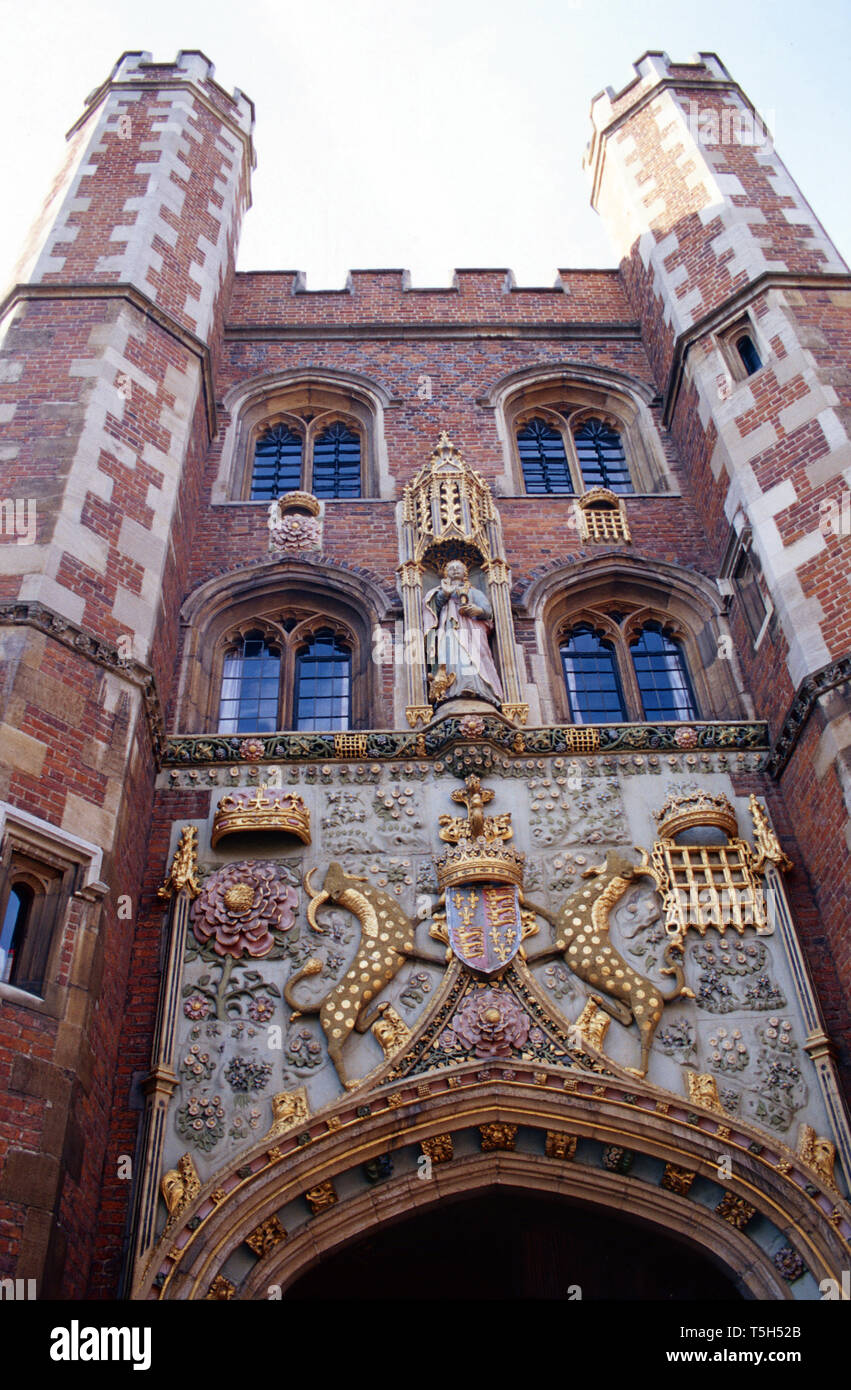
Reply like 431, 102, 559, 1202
630, 623, 697, 720
573, 419, 633, 493
517, 418, 574, 494
0, 883, 34, 986
294, 630, 352, 731
250, 424, 304, 500
560, 625, 627, 723
312, 423, 362, 499
218, 631, 282, 734
735, 334, 762, 377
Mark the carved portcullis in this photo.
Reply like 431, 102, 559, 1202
649, 790, 791, 937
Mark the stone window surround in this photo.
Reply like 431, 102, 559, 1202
176, 561, 394, 736
718, 521, 775, 651
715, 310, 769, 387
489, 366, 674, 497
241, 408, 365, 501
519, 558, 750, 728
555, 604, 699, 725
212, 370, 394, 503
0, 803, 106, 1015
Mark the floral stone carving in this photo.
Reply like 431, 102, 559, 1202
441, 988, 536, 1058
192, 861, 298, 959
176, 1093, 226, 1152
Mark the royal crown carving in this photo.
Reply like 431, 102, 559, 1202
654, 788, 740, 841
433, 775, 525, 890
211, 786, 311, 847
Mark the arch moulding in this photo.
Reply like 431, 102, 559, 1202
135, 1066, 850, 1302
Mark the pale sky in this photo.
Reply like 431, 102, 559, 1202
1, 0, 849, 288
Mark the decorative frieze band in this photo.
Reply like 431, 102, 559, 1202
164, 717, 768, 767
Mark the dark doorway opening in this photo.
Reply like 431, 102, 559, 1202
287, 1188, 744, 1299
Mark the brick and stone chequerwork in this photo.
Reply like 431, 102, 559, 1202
0, 49, 849, 1300
0, 51, 254, 1297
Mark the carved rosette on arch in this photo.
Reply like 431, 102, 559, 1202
445, 989, 534, 1057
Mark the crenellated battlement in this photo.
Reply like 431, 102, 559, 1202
226, 267, 635, 327
74, 49, 255, 143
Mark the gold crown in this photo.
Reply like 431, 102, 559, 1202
211, 786, 311, 847
654, 788, 739, 842
434, 837, 525, 891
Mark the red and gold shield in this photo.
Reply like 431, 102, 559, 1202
446, 882, 523, 974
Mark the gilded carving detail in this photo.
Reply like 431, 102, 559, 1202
715, 1193, 756, 1229
305, 1179, 338, 1215
421, 1134, 454, 1164
649, 789, 791, 938
545, 1132, 578, 1160
661, 1164, 696, 1197
264, 1088, 310, 1141
797, 1124, 838, 1192
685, 1071, 726, 1114
161, 1153, 201, 1226
205, 1274, 236, 1300
292, 861, 444, 1088
571, 997, 611, 1052
245, 1215, 287, 1257
527, 850, 693, 1076
371, 1005, 412, 1058
158, 826, 201, 901
211, 786, 310, 847
479, 1122, 518, 1152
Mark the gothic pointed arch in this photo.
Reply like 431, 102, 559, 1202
176, 557, 397, 732
213, 367, 394, 502
518, 554, 748, 726
134, 1067, 845, 1301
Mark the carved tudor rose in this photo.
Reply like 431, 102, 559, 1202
191, 862, 298, 959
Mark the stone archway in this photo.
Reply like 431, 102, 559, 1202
285, 1187, 744, 1300
136, 1070, 849, 1301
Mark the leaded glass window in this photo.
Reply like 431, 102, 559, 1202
560, 625, 627, 723
294, 631, 352, 731
573, 419, 633, 493
312, 423, 361, 499
250, 424, 304, 500
218, 631, 282, 734
630, 623, 697, 720
517, 418, 574, 494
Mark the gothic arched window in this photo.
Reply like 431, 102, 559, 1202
560, 625, 627, 723
735, 333, 762, 377
247, 416, 363, 501
311, 422, 362, 499
294, 630, 352, 731
215, 618, 358, 734
517, 417, 574, 494
630, 623, 697, 721
250, 424, 304, 500
0, 882, 34, 987
218, 630, 282, 734
573, 418, 633, 493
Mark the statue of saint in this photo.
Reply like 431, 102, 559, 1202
423, 559, 503, 706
